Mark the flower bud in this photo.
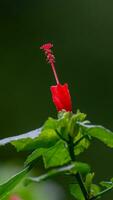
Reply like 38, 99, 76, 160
50, 83, 72, 112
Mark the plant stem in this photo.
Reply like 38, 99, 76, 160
68, 135, 89, 200
55, 129, 68, 143
73, 135, 90, 146
90, 186, 113, 200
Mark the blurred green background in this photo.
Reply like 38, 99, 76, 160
0, 0, 113, 199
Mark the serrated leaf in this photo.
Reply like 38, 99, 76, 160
0, 167, 29, 200
12, 129, 59, 152
43, 140, 70, 168
0, 128, 41, 147
78, 123, 113, 148
70, 184, 85, 200
25, 163, 76, 185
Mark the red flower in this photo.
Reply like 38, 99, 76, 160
50, 83, 72, 112
40, 43, 72, 112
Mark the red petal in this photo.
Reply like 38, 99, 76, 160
50, 84, 72, 112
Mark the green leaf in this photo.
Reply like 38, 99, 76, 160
43, 117, 58, 129
68, 110, 86, 138
57, 112, 72, 141
90, 184, 100, 197
43, 140, 71, 168
47, 111, 87, 143
85, 173, 95, 192
0, 117, 59, 152
74, 131, 90, 156
70, 184, 85, 200
0, 128, 41, 147
0, 112, 88, 153
12, 129, 59, 152
57, 111, 86, 140
25, 148, 46, 166
85, 173, 100, 198
78, 122, 113, 148
24, 118, 60, 166
71, 162, 90, 175
70, 182, 100, 200
0, 167, 29, 200
25, 163, 76, 185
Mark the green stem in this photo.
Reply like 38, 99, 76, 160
55, 129, 68, 143
68, 135, 89, 200
90, 186, 113, 200
73, 135, 89, 146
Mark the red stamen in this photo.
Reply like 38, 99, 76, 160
40, 43, 59, 84
40, 42, 72, 112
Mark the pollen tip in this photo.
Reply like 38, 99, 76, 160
40, 43, 53, 50
40, 42, 59, 84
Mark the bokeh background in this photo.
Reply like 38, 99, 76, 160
0, 0, 113, 199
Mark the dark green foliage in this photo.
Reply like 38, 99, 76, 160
0, 110, 113, 199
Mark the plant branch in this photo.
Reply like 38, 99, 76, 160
73, 135, 88, 146
55, 129, 68, 143
90, 186, 113, 200
68, 135, 89, 200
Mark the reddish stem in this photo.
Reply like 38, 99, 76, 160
51, 62, 59, 84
